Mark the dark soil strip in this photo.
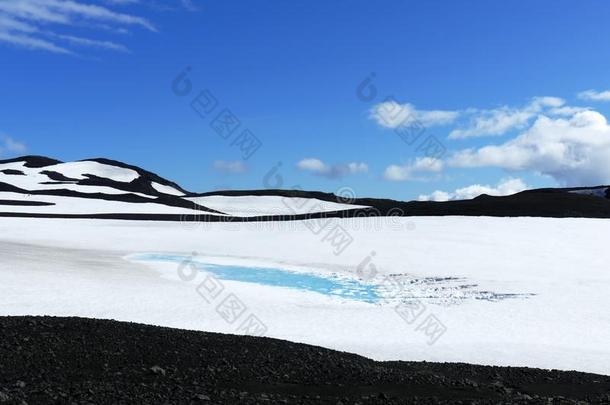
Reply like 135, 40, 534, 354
1, 316, 609, 404
0, 200, 54, 206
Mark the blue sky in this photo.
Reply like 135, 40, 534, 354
2, 0, 610, 200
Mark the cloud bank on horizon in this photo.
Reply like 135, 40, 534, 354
301, 89, 610, 200
369, 91, 610, 200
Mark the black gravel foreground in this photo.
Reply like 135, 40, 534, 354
1, 317, 609, 404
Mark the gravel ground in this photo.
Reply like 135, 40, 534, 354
1, 316, 609, 404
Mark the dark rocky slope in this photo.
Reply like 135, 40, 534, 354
1, 316, 609, 404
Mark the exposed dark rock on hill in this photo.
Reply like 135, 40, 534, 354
0, 200, 54, 206
0, 155, 62, 168
39, 170, 79, 182
1, 316, 608, 404
0, 169, 25, 175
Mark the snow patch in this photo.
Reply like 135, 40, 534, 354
44, 161, 140, 183
151, 182, 184, 196
186, 195, 369, 217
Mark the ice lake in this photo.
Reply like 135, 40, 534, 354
132, 253, 381, 303
131, 253, 534, 306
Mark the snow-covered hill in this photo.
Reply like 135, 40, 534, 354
0, 156, 369, 218
0, 156, 186, 196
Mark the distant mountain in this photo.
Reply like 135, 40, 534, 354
1, 156, 610, 220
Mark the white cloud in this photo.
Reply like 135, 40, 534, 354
50, 33, 128, 52
297, 158, 368, 179
297, 158, 327, 173
578, 89, 610, 102
0, 135, 27, 156
212, 160, 247, 174
0, 30, 70, 53
448, 97, 565, 139
418, 178, 528, 201
370, 100, 459, 129
383, 157, 443, 182
449, 110, 610, 186
420, 190, 451, 202
0, 0, 155, 54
